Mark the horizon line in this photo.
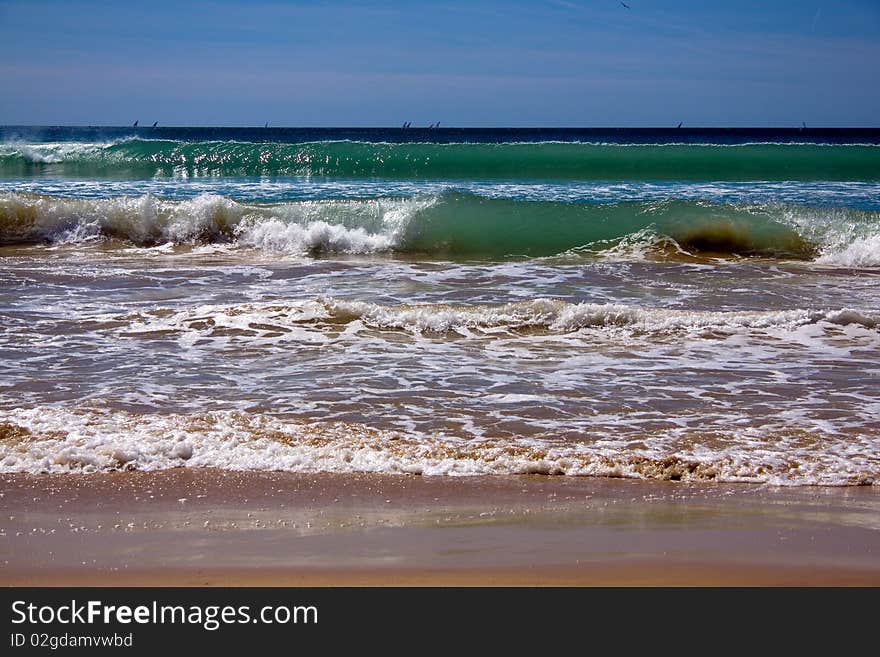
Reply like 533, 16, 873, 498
3, 124, 880, 130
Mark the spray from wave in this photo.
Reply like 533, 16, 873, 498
0, 191, 434, 254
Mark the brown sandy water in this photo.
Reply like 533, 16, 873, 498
2, 469, 879, 585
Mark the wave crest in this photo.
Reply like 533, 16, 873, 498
3, 139, 880, 181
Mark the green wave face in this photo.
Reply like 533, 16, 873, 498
408, 195, 817, 257
2, 140, 880, 180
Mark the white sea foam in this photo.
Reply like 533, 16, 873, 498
118, 298, 879, 338
816, 234, 880, 267
558, 227, 695, 262
17, 146, 63, 164
0, 406, 875, 485
0, 141, 113, 164
0, 192, 433, 253
236, 219, 395, 253
775, 204, 880, 267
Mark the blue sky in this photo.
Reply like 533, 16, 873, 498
1, 0, 878, 126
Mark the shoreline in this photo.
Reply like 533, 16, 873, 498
10, 562, 880, 587
2, 469, 879, 586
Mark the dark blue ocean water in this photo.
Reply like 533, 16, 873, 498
3, 125, 880, 145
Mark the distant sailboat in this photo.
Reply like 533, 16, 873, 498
133, 120, 138, 127
152, 121, 158, 128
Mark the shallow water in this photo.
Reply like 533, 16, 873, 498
1, 128, 878, 484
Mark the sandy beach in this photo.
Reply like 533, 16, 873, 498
2, 469, 878, 586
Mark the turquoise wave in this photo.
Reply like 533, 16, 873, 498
2, 139, 879, 181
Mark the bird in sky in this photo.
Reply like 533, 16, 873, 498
620, 2, 631, 8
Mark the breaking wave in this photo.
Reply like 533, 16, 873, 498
3, 191, 880, 263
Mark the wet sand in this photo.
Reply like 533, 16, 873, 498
2, 469, 879, 586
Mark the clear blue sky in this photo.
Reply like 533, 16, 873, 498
1, 0, 878, 126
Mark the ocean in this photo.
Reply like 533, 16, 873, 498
1, 126, 878, 486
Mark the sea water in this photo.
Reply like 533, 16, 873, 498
1, 127, 878, 485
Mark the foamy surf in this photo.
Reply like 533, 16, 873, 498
0, 406, 875, 486
816, 234, 880, 267
117, 298, 879, 337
